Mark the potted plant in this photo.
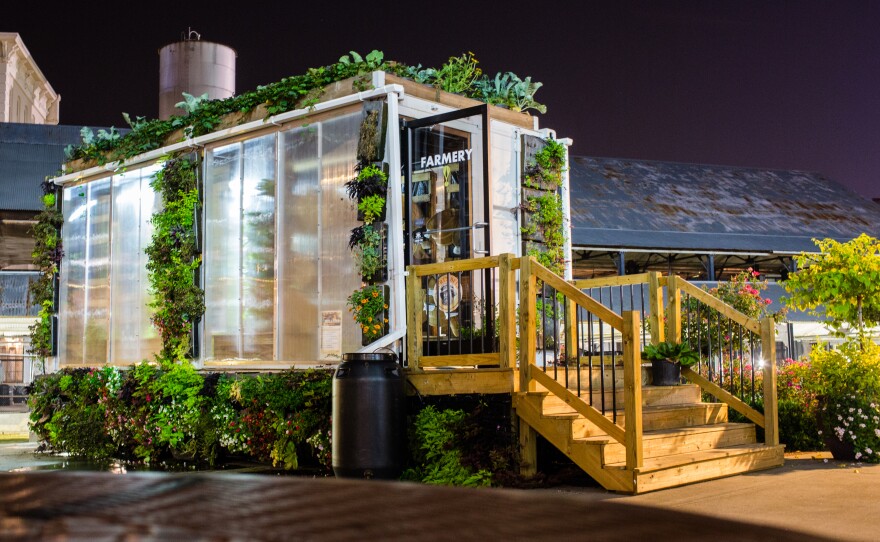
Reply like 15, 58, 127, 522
642, 341, 700, 386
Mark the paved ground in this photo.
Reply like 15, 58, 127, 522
1, 442, 877, 541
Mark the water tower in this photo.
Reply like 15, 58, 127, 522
158, 29, 236, 119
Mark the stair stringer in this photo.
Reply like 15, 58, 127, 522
513, 393, 634, 492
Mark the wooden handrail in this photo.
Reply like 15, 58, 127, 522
529, 259, 625, 332
409, 255, 501, 277
676, 279, 762, 335
572, 273, 651, 289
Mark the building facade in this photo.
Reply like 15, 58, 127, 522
0, 33, 59, 125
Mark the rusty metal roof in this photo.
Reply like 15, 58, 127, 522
569, 157, 880, 253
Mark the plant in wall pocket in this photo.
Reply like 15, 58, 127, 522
642, 341, 700, 386
349, 224, 386, 283
347, 285, 388, 343
345, 164, 388, 221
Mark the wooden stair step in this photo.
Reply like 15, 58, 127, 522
576, 423, 756, 463
605, 443, 786, 494
535, 402, 727, 439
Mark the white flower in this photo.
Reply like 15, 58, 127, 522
860, 424, 866, 429
818, 430, 823, 435
867, 448, 874, 455
875, 429, 880, 438
850, 408, 856, 413
855, 452, 862, 460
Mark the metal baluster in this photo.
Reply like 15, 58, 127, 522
738, 324, 744, 400
750, 332, 757, 405
588, 308, 594, 403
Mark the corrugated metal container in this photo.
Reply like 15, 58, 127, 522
158, 39, 236, 119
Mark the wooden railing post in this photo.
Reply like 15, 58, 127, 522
760, 317, 779, 446
666, 275, 682, 343
623, 310, 644, 470
498, 254, 516, 370
648, 271, 665, 345
519, 257, 537, 393
405, 267, 422, 371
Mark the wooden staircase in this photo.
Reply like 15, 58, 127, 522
514, 370, 785, 494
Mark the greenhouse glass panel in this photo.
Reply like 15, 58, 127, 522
110, 166, 160, 363
278, 125, 320, 361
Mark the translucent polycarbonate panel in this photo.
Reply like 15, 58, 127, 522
110, 166, 160, 363
59, 184, 89, 364
240, 136, 276, 359
84, 178, 111, 364
320, 113, 361, 355
278, 124, 320, 361
204, 142, 243, 360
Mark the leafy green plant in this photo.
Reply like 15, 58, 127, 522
403, 406, 493, 487
350, 224, 384, 279
347, 285, 388, 342
145, 155, 205, 364
344, 164, 387, 201
642, 341, 700, 367
435, 52, 482, 95
28, 180, 64, 368
507, 74, 546, 114
175, 92, 210, 114
783, 234, 880, 338
357, 194, 386, 225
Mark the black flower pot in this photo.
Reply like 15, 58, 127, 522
651, 360, 682, 386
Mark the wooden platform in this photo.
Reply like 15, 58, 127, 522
514, 382, 784, 494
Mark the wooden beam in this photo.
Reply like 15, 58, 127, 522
406, 368, 513, 396
761, 317, 779, 446
564, 297, 577, 366
532, 260, 624, 332
677, 279, 761, 335
498, 254, 516, 370
519, 417, 538, 478
520, 257, 537, 393
681, 367, 766, 427
418, 353, 500, 367
406, 267, 423, 370
530, 368, 626, 444
622, 311, 643, 470
648, 272, 665, 345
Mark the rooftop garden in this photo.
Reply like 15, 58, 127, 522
63, 51, 546, 167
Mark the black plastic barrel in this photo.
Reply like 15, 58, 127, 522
0, 384, 9, 406
332, 352, 405, 479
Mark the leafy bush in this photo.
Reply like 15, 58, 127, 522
28, 366, 333, 470
403, 406, 493, 487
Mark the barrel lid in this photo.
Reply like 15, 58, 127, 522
342, 352, 397, 363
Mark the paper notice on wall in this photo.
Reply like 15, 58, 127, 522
320, 310, 343, 362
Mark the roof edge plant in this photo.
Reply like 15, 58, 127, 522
63, 51, 546, 168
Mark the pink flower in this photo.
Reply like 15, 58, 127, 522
764, 298, 772, 305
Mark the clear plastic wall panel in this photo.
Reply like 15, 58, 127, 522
109, 167, 161, 363
278, 126, 320, 360
320, 113, 361, 355
139, 168, 162, 357
84, 178, 111, 364
59, 185, 89, 364
204, 143, 243, 360
240, 135, 276, 359
110, 170, 142, 363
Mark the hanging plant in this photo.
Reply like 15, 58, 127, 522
519, 138, 567, 275
345, 164, 387, 201
349, 224, 385, 282
145, 155, 205, 365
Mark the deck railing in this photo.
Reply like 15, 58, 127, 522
404, 257, 779, 470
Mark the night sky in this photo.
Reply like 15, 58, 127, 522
4, 1, 878, 199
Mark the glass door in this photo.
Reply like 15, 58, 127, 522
402, 105, 493, 355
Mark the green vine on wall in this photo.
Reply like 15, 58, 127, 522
521, 139, 567, 274
27, 180, 64, 368
145, 155, 205, 364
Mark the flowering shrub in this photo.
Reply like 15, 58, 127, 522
804, 339, 880, 462
347, 285, 388, 342
710, 268, 787, 321
28, 366, 333, 471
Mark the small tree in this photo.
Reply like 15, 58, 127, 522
783, 234, 880, 338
